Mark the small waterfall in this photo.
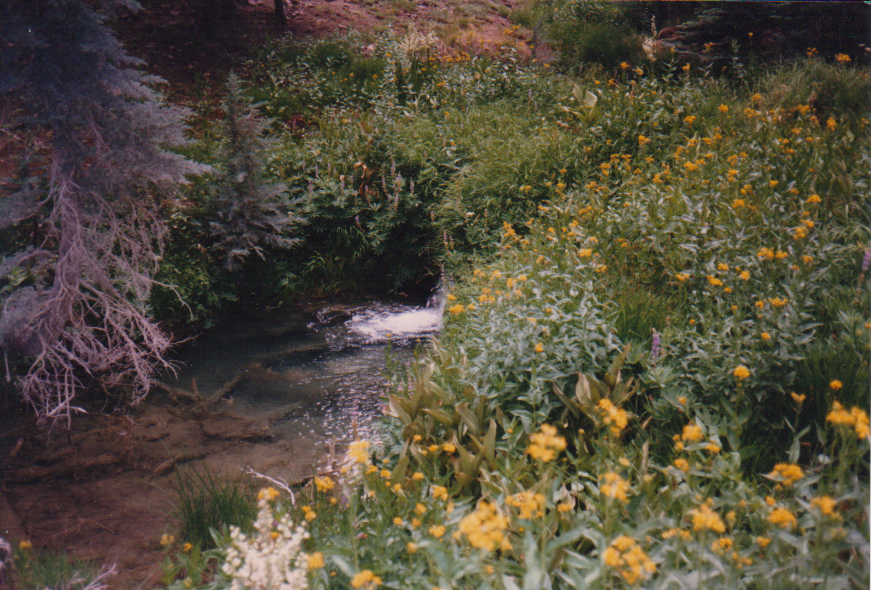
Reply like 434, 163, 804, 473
345, 282, 445, 343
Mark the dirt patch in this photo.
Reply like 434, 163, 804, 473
1, 395, 342, 588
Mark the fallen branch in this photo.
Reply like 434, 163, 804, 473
244, 467, 296, 505
8, 453, 120, 482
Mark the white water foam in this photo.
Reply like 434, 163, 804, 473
347, 305, 442, 341
346, 287, 445, 342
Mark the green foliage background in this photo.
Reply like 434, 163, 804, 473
154, 17, 870, 590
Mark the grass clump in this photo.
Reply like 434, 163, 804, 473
172, 467, 257, 550
6, 541, 109, 590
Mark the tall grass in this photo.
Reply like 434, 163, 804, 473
173, 467, 257, 549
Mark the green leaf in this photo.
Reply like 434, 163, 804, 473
422, 408, 454, 428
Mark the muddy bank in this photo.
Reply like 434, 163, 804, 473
0, 393, 342, 589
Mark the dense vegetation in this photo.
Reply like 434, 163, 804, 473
2, 0, 868, 588
153, 11, 868, 591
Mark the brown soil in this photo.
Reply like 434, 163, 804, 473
1, 392, 344, 588
0, 2, 534, 587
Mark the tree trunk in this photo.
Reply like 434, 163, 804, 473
275, 0, 286, 27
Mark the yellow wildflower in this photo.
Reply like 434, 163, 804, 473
350, 570, 382, 589
314, 476, 335, 492
827, 401, 870, 438
597, 398, 629, 435
306, 552, 325, 570
507, 490, 546, 519
603, 536, 657, 585
534, 342, 544, 353
790, 392, 806, 404
768, 507, 797, 529
432, 485, 449, 502
459, 500, 511, 552
830, 380, 843, 391
662, 528, 691, 540
681, 423, 704, 442
600, 471, 631, 503
806, 194, 821, 204
711, 537, 733, 554
810, 496, 840, 518
257, 487, 280, 502
673, 458, 690, 472
526, 424, 567, 462
768, 463, 804, 486
733, 365, 750, 380
707, 275, 723, 287
690, 502, 726, 533
429, 525, 446, 538
448, 303, 465, 315
347, 440, 371, 465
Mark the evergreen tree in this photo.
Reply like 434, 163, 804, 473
0, 0, 206, 425
208, 73, 301, 272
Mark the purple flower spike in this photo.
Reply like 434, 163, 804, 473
651, 329, 661, 363
862, 249, 871, 274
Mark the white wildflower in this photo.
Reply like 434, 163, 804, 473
222, 491, 309, 590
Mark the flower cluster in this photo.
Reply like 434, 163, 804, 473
681, 423, 704, 443
314, 476, 335, 492
602, 535, 657, 585
767, 507, 797, 529
689, 500, 726, 533
810, 495, 841, 519
350, 569, 382, 589
826, 401, 870, 439
768, 463, 804, 486
596, 399, 629, 435
526, 424, 566, 461
458, 500, 511, 552
506, 490, 546, 519
600, 471, 631, 503
733, 365, 750, 381
222, 489, 309, 590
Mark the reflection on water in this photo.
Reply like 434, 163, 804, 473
163, 296, 443, 449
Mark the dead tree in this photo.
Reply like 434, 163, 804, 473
0, 0, 207, 426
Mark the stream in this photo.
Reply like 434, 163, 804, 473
161, 294, 444, 451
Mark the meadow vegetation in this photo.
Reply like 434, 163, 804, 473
152, 8, 870, 588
